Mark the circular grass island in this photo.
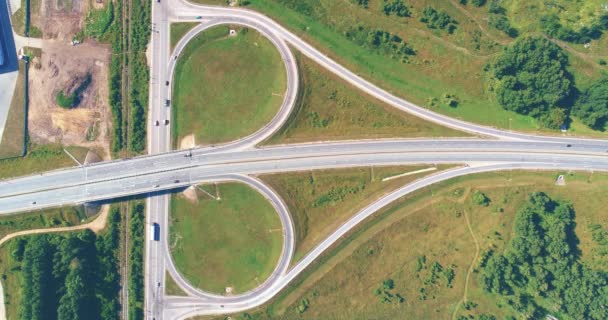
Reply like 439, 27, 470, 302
172, 26, 287, 147
169, 182, 283, 294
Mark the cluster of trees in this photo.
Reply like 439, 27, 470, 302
382, 0, 410, 17
128, 0, 151, 153
55, 74, 92, 109
419, 6, 458, 34
572, 77, 608, 130
17, 208, 121, 320
489, 14, 517, 38
540, 13, 608, 44
129, 203, 145, 320
491, 36, 573, 129
344, 26, 416, 62
480, 192, 608, 319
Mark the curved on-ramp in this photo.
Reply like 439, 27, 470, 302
162, 174, 295, 303
167, 17, 298, 151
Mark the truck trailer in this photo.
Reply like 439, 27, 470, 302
150, 223, 160, 241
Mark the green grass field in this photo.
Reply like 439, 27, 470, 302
170, 22, 199, 50
172, 26, 286, 147
170, 183, 283, 294
165, 271, 187, 296
265, 53, 467, 145
261, 165, 455, 263
192, 0, 608, 137
212, 170, 608, 320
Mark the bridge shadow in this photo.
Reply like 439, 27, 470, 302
91, 186, 191, 207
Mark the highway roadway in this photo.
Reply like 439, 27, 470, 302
1, 1, 608, 319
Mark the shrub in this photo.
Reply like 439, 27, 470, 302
472, 190, 490, 206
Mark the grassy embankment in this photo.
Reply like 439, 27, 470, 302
172, 26, 286, 147
193, 0, 608, 137
170, 183, 283, 294
265, 53, 467, 144
205, 170, 608, 320
170, 22, 199, 50
0, 144, 89, 180
260, 165, 455, 263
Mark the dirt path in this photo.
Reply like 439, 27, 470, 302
452, 209, 481, 320
0, 205, 109, 247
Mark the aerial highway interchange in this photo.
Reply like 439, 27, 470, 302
0, 1, 607, 319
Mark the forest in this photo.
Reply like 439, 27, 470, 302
17, 209, 121, 320
481, 192, 608, 319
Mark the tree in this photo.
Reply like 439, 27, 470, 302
491, 37, 573, 122
573, 77, 608, 130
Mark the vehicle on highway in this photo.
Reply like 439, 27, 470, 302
164, 119, 170, 125
150, 223, 160, 241
165, 81, 170, 86
195, 16, 202, 19
153, 184, 160, 188
165, 99, 170, 107
155, 120, 160, 126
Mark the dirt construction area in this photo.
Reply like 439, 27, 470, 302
31, 0, 98, 41
28, 40, 112, 158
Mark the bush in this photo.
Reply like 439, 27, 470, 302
472, 190, 490, 206
351, 0, 368, 8
491, 37, 573, 121
345, 26, 416, 62
488, 14, 518, 37
540, 13, 607, 44
382, 0, 410, 17
599, 59, 607, 66
419, 6, 458, 34
471, 0, 485, 7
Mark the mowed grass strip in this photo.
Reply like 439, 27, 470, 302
233, 170, 608, 320
170, 183, 283, 294
170, 22, 199, 51
172, 26, 286, 147
0, 144, 89, 180
260, 165, 455, 263
265, 53, 467, 145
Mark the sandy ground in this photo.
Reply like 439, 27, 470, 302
28, 40, 112, 158
179, 134, 196, 149
181, 187, 199, 203
33, 0, 87, 41
0, 72, 18, 142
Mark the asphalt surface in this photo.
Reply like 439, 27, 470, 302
1, 1, 608, 319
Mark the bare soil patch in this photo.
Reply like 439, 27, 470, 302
28, 41, 111, 158
179, 134, 196, 150
32, 0, 88, 41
